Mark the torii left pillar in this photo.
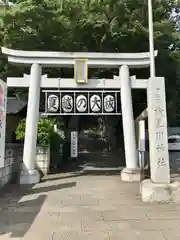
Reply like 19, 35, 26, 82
20, 63, 42, 184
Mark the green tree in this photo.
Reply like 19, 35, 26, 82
0, 0, 179, 124
16, 117, 58, 145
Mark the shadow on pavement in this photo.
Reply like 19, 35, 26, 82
43, 150, 125, 182
0, 181, 76, 238
41, 168, 125, 183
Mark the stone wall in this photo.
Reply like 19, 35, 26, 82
168, 127, 180, 136
169, 152, 180, 171
143, 151, 180, 172
143, 127, 180, 171
0, 144, 22, 188
0, 144, 50, 189
36, 145, 50, 175
166, 127, 180, 171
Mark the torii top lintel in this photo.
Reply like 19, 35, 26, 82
1, 47, 158, 69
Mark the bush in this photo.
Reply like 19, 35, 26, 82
15, 117, 62, 145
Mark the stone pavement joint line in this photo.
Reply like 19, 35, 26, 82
0, 173, 180, 239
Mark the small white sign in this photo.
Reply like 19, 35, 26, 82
74, 59, 88, 83
0, 79, 7, 168
71, 131, 78, 158
138, 120, 146, 152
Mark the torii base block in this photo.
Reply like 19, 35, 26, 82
121, 168, 141, 182
140, 179, 180, 203
20, 169, 40, 184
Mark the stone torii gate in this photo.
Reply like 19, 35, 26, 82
2, 47, 179, 203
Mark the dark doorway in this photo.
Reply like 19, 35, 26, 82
76, 115, 126, 171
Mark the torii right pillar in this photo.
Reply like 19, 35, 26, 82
141, 76, 180, 203
120, 65, 140, 182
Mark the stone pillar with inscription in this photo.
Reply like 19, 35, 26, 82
141, 77, 180, 203
148, 77, 170, 184
120, 65, 140, 182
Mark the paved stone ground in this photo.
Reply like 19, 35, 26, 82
1, 173, 180, 240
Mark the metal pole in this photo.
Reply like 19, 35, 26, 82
148, 0, 155, 77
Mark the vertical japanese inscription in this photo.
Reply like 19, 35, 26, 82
154, 84, 166, 168
154, 87, 167, 168
71, 131, 78, 158
148, 77, 170, 183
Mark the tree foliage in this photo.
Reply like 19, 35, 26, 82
0, 0, 180, 124
15, 117, 61, 145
